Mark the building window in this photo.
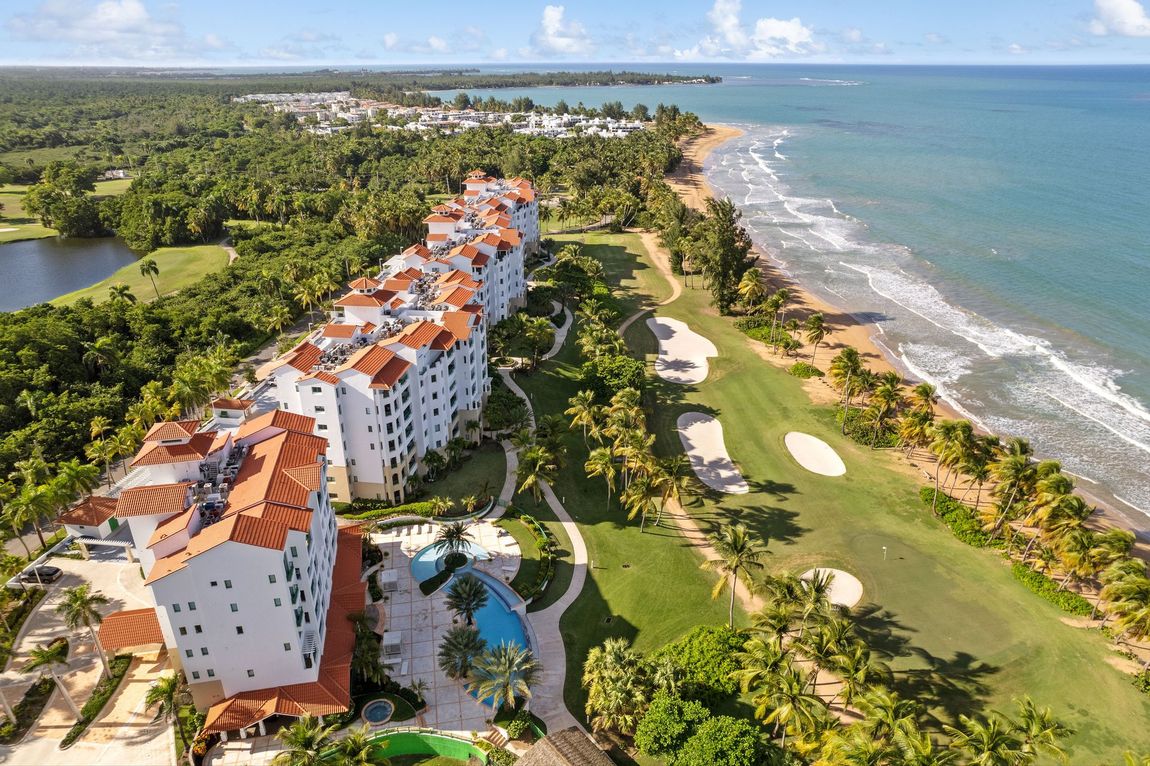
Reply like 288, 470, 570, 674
191, 671, 201, 680
367, 425, 372, 432
179, 627, 187, 636
326, 476, 334, 483
315, 405, 325, 413
274, 598, 282, 607
184, 649, 193, 658
284, 643, 291, 652
365, 407, 371, 415
311, 387, 322, 394
290, 547, 298, 557
236, 626, 244, 635
188, 602, 196, 611
207, 669, 215, 678
224, 580, 232, 589
268, 574, 276, 584
318, 424, 328, 431
172, 604, 181, 613
201, 647, 209, 656
230, 603, 238, 612
209, 581, 218, 587
247, 669, 255, 678
194, 625, 202, 633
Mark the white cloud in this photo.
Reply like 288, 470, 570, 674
202, 32, 228, 50
6, 0, 188, 59
1007, 42, 1028, 54
427, 35, 448, 52
489, 47, 508, 61
675, 0, 820, 60
842, 27, 864, 43
383, 33, 400, 50
529, 4, 595, 57
1090, 0, 1150, 36
924, 32, 948, 44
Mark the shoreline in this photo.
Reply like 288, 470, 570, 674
669, 122, 1150, 548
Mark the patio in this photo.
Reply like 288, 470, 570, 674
366, 521, 523, 735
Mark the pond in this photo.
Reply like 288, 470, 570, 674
0, 236, 139, 311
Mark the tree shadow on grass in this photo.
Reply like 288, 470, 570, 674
853, 602, 999, 726
709, 504, 807, 547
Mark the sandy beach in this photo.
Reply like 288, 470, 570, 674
668, 122, 1150, 550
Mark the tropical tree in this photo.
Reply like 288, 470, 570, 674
108, 282, 136, 305
1012, 696, 1072, 762
432, 521, 473, 561
438, 625, 487, 679
272, 715, 337, 766
516, 444, 558, 502
56, 584, 111, 675
756, 666, 824, 749
804, 312, 828, 365
943, 714, 1026, 766
445, 574, 489, 626
25, 640, 81, 719
565, 389, 599, 445
146, 672, 190, 751
333, 725, 387, 765
582, 637, 651, 734
139, 258, 161, 299
585, 447, 617, 510
702, 523, 768, 628
737, 267, 766, 306
468, 642, 540, 713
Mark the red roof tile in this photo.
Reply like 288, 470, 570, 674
98, 608, 164, 652
116, 483, 191, 518
235, 410, 316, 442
211, 398, 255, 412
58, 496, 118, 528
143, 420, 199, 442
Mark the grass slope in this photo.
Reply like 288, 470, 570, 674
541, 230, 1150, 760
50, 244, 228, 306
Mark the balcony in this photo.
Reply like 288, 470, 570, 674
295, 607, 304, 628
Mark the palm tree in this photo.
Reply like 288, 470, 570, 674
25, 640, 81, 720
943, 714, 1026, 766
138, 258, 161, 299
334, 725, 388, 765
56, 584, 110, 675
910, 381, 938, 416
565, 390, 599, 445
433, 521, 473, 559
445, 573, 489, 626
428, 495, 456, 518
701, 522, 768, 628
468, 642, 540, 713
272, 715, 337, 766
621, 473, 657, 532
516, 444, 557, 502
653, 454, 691, 527
738, 267, 766, 306
438, 625, 487, 679
756, 666, 824, 749
804, 312, 828, 365
1011, 696, 1071, 762
146, 672, 190, 751
108, 282, 136, 305
585, 447, 616, 510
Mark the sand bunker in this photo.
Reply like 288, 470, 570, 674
784, 432, 846, 476
802, 568, 863, 608
648, 317, 718, 385
677, 413, 749, 494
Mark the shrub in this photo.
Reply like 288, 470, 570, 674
1010, 563, 1093, 616
0, 676, 55, 745
419, 569, 452, 596
505, 709, 534, 740
919, 487, 1003, 549
513, 514, 557, 602
674, 716, 769, 766
634, 692, 710, 757
581, 354, 646, 398
1134, 670, 1150, 697
650, 625, 745, 704
0, 587, 46, 668
788, 362, 824, 379
733, 315, 772, 331
60, 655, 133, 748
340, 500, 436, 521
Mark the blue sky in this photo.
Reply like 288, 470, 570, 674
3, 0, 1150, 66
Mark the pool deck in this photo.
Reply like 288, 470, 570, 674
368, 521, 523, 734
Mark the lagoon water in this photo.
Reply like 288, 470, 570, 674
453, 65, 1150, 522
0, 236, 138, 310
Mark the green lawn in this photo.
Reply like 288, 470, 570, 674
422, 442, 506, 509
0, 179, 132, 243
531, 230, 1150, 760
49, 244, 228, 306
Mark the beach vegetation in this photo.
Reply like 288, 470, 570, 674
788, 361, 823, 379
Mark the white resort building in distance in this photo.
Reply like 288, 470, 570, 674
267, 173, 537, 503
90, 173, 536, 739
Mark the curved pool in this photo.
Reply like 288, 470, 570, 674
360, 698, 394, 725
409, 540, 491, 583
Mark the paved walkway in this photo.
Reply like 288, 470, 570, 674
496, 370, 589, 733
616, 230, 684, 336
541, 302, 574, 363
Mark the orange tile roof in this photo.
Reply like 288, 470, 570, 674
371, 356, 410, 390
116, 483, 191, 518
347, 276, 381, 290
131, 430, 220, 468
392, 320, 444, 349
58, 496, 118, 528
425, 232, 449, 242
226, 429, 327, 512
423, 213, 462, 224
202, 529, 364, 734
235, 410, 316, 442
362, 322, 377, 333
147, 504, 198, 547
285, 342, 324, 372
449, 243, 481, 259
436, 270, 481, 289
299, 370, 340, 386
143, 420, 199, 442
321, 322, 358, 339
98, 608, 164, 652
211, 398, 255, 412
437, 285, 475, 309
441, 311, 475, 342
333, 289, 396, 308
403, 243, 432, 258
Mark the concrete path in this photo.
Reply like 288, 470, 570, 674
616, 231, 683, 337
541, 302, 574, 363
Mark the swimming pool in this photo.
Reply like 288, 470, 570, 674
409, 540, 491, 583
471, 571, 529, 652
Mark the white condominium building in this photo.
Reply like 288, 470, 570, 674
265, 174, 538, 504
96, 409, 366, 738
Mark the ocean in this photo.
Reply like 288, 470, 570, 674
449, 65, 1150, 524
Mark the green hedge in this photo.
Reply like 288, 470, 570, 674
788, 362, 823, 379
341, 501, 437, 521
0, 677, 55, 744
0, 587, 47, 668
1010, 563, 1093, 616
60, 655, 133, 749
514, 514, 557, 603
419, 569, 452, 596
919, 487, 1002, 549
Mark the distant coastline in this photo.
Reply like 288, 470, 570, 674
674, 121, 1150, 550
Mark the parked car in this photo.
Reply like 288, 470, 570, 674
18, 566, 62, 584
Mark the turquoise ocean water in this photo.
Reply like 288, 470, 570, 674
450, 65, 1150, 524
